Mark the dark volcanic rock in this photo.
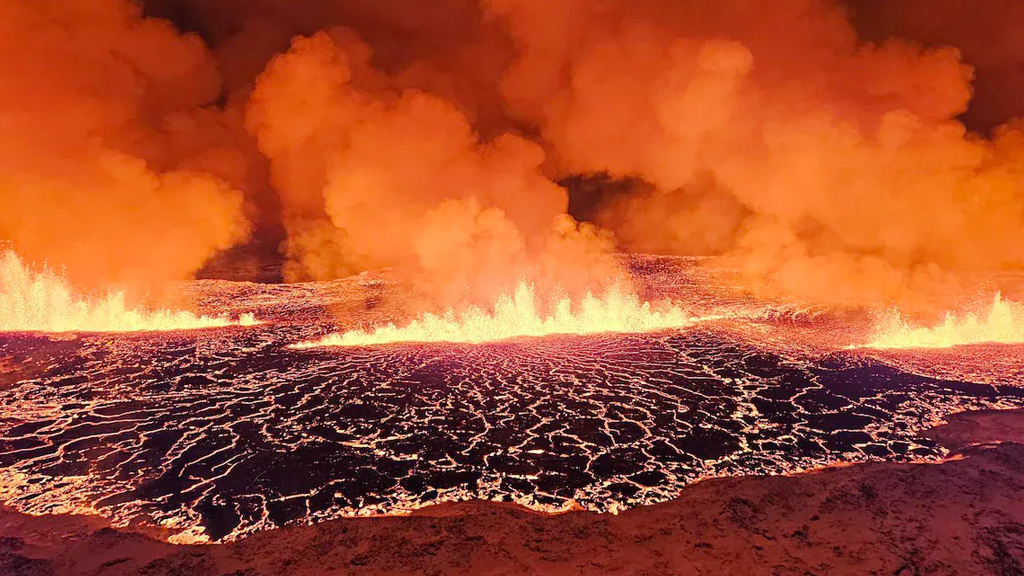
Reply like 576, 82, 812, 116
2, 326, 1021, 541
3, 409, 1024, 575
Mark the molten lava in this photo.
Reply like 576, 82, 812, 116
294, 282, 719, 348
864, 294, 1024, 349
0, 251, 256, 333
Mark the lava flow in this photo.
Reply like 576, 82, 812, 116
3, 259, 1024, 546
294, 281, 734, 348
0, 251, 256, 333
863, 294, 1024, 350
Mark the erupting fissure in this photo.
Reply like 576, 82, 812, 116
293, 281, 734, 347
862, 294, 1024, 349
0, 251, 256, 333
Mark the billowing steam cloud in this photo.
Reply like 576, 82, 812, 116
485, 0, 1024, 309
246, 29, 619, 304
854, 0, 1024, 133
0, 0, 252, 292
4, 0, 1023, 314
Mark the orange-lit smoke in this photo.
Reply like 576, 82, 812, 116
484, 0, 1024, 310
246, 30, 622, 305
0, 0, 252, 293
854, 0, 1024, 132
7, 0, 1024, 321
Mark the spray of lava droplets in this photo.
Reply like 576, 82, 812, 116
862, 294, 1024, 349
0, 251, 256, 333
294, 281, 747, 347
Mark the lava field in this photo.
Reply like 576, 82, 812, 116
0, 257, 1022, 543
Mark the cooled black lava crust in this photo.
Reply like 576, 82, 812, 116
1, 323, 1022, 541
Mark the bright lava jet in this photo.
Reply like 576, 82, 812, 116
0, 251, 256, 333
292, 281, 748, 348
862, 294, 1024, 350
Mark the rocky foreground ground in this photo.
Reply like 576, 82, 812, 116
2, 408, 1024, 576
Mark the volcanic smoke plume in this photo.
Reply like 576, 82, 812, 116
2, 0, 1024, 321
483, 0, 1024, 312
245, 29, 621, 305
0, 0, 254, 296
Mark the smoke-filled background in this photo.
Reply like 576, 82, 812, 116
3, 0, 1024, 311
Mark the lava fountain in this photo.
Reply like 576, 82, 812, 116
294, 281, 748, 348
862, 293, 1024, 349
0, 251, 256, 333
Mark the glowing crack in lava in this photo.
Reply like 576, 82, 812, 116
864, 293, 1024, 349
295, 282, 720, 347
0, 251, 257, 333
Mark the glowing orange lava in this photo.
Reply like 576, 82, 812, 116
863, 294, 1024, 349
294, 282, 737, 348
0, 251, 257, 333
